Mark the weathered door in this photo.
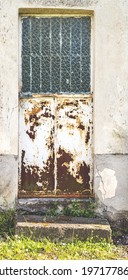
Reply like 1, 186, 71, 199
19, 16, 93, 198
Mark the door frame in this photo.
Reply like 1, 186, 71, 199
18, 9, 94, 199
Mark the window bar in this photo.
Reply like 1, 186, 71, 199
40, 18, 42, 93
80, 18, 82, 92
30, 18, 32, 94
50, 18, 52, 92
54, 97, 57, 195
60, 18, 62, 93
70, 18, 72, 92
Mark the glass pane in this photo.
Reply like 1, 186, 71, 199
51, 55, 60, 93
22, 55, 30, 93
31, 18, 40, 56
51, 18, 60, 56
81, 17, 91, 92
61, 18, 70, 92
41, 18, 50, 56
81, 55, 90, 92
41, 56, 50, 92
61, 18, 70, 57
41, 18, 50, 92
32, 56, 40, 93
22, 18, 30, 56
61, 55, 70, 92
71, 56, 81, 93
71, 18, 81, 56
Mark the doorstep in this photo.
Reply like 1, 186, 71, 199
16, 216, 111, 242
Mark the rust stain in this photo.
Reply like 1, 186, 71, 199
81, 99, 89, 105
19, 192, 93, 198
64, 100, 78, 107
46, 131, 54, 150
66, 124, 74, 130
58, 124, 63, 129
21, 149, 25, 164
85, 126, 90, 144
78, 123, 85, 130
57, 100, 78, 110
79, 162, 90, 189
21, 150, 54, 193
24, 106, 41, 125
67, 112, 76, 119
26, 125, 36, 140
57, 148, 90, 194
40, 100, 49, 107
24, 101, 54, 141
27, 106, 41, 116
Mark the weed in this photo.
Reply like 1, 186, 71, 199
0, 209, 15, 237
63, 200, 96, 218
47, 201, 60, 216
46, 200, 96, 217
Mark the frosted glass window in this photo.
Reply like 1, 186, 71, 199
22, 17, 91, 94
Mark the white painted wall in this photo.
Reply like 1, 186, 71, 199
94, 0, 128, 154
0, 0, 128, 214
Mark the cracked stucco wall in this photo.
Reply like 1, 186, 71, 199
0, 0, 128, 216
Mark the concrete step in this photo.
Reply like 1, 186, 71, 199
16, 216, 111, 242
17, 198, 96, 216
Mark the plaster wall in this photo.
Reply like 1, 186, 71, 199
0, 0, 128, 216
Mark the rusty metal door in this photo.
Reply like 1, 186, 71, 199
19, 16, 93, 198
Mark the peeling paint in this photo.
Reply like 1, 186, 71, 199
19, 98, 55, 196
56, 97, 93, 196
23, 100, 55, 141
97, 168, 117, 200
19, 97, 93, 197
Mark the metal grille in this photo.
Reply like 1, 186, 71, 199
22, 17, 91, 94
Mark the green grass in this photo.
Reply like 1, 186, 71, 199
0, 209, 127, 260
0, 236, 127, 260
